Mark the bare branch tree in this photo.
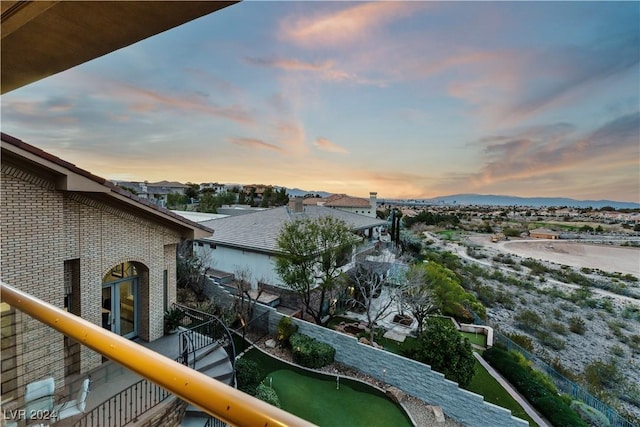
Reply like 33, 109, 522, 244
345, 259, 398, 343
399, 264, 440, 335
233, 267, 265, 342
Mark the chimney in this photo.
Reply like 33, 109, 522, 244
288, 197, 304, 213
369, 192, 377, 214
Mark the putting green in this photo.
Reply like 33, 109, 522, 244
266, 369, 413, 427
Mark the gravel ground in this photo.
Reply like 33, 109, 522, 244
248, 335, 463, 427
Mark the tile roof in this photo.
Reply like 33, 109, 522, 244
198, 205, 386, 253
302, 193, 372, 208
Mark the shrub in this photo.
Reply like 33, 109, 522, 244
505, 332, 535, 352
515, 310, 543, 333
290, 333, 336, 369
570, 401, 611, 427
583, 359, 624, 393
235, 358, 262, 395
483, 347, 588, 427
536, 330, 566, 350
549, 321, 568, 335
403, 317, 476, 386
255, 383, 281, 408
569, 316, 586, 334
276, 316, 298, 346
610, 345, 625, 357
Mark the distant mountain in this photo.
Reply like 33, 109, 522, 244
285, 188, 332, 198
388, 194, 640, 209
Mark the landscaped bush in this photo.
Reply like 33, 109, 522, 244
255, 383, 281, 408
276, 316, 298, 346
235, 358, 262, 395
570, 401, 611, 427
290, 333, 336, 369
483, 347, 588, 427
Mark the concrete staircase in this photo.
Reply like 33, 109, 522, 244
181, 336, 234, 427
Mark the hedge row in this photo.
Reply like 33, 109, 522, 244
483, 347, 588, 427
290, 332, 336, 369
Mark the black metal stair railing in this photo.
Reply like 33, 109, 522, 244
174, 303, 236, 374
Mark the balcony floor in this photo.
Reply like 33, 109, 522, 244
81, 333, 182, 412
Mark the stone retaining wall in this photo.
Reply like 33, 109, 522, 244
204, 279, 527, 426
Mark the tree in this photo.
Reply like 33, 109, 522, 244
345, 259, 398, 343
404, 317, 475, 386
177, 240, 208, 300
232, 268, 264, 344
238, 190, 247, 205
184, 182, 200, 201
399, 264, 440, 335
166, 192, 187, 209
276, 216, 356, 326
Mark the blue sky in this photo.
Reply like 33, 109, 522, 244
2, 1, 639, 202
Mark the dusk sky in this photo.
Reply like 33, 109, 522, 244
2, 1, 639, 202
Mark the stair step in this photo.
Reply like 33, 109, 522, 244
194, 343, 223, 362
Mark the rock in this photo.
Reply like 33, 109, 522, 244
428, 405, 445, 423
359, 337, 370, 345
372, 341, 384, 349
385, 386, 403, 404
265, 338, 277, 349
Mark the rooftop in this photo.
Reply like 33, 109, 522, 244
198, 206, 386, 253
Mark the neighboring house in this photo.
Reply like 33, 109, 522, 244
303, 192, 378, 218
113, 180, 189, 207
199, 182, 227, 193
144, 181, 189, 207
0, 133, 211, 406
529, 228, 560, 239
194, 199, 386, 288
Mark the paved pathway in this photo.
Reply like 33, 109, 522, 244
473, 352, 551, 427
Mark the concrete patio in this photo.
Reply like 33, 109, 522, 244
63, 332, 183, 413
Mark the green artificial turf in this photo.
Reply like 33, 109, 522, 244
243, 349, 412, 427
460, 331, 487, 348
464, 358, 538, 427
267, 369, 412, 427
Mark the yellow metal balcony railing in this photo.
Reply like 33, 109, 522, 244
0, 281, 315, 427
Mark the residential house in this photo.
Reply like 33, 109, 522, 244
194, 199, 386, 288
199, 182, 227, 194
1, 133, 211, 406
303, 192, 378, 218
112, 180, 189, 207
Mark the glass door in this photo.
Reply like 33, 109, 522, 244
118, 280, 135, 338
102, 279, 138, 339
101, 287, 113, 331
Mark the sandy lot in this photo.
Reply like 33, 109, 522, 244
497, 240, 640, 277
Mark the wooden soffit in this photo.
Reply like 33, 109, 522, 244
1, 1, 237, 94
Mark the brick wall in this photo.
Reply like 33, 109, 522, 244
1, 164, 183, 402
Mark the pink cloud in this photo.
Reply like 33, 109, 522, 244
227, 137, 283, 153
245, 56, 385, 86
109, 82, 254, 124
280, 2, 427, 48
314, 137, 348, 154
